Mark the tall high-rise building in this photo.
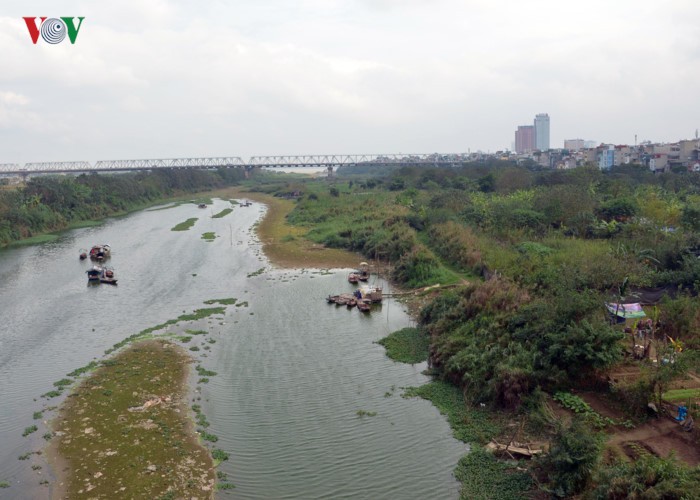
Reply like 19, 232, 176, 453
534, 113, 550, 150
514, 125, 535, 154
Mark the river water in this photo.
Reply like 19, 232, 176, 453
0, 198, 465, 499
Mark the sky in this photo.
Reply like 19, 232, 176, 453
1, 0, 699, 163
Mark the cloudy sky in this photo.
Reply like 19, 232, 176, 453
1, 0, 699, 163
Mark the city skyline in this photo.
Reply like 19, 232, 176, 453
1, 1, 699, 162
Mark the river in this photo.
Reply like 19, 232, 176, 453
0, 198, 465, 499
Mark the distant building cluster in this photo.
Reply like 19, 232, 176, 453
514, 113, 549, 153
505, 138, 700, 173
510, 114, 700, 172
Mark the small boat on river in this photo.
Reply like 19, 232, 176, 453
79, 248, 88, 260
356, 300, 371, 313
100, 266, 118, 285
89, 244, 111, 261
86, 266, 102, 282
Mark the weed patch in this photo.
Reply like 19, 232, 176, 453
211, 208, 233, 219
403, 381, 503, 444
171, 218, 198, 231
376, 327, 429, 364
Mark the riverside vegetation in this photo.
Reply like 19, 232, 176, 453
0, 167, 246, 246
6, 164, 700, 497
248, 163, 700, 498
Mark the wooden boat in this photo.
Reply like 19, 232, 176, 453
198, 203, 207, 208
358, 262, 370, 281
356, 300, 371, 313
79, 248, 88, 260
89, 244, 111, 261
346, 298, 357, 308
327, 294, 340, 304
100, 266, 118, 285
86, 266, 103, 282
348, 272, 360, 284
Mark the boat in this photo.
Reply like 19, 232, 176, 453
347, 272, 360, 284
100, 266, 118, 285
358, 262, 370, 281
356, 300, 371, 313
346, 298, 357, 308
86, 266, 102, 282
89, 244, 111, 261
198, 203, 207, 209
357, 285, 383, 303
240, 200, 252, 207
79, 248, 87, 260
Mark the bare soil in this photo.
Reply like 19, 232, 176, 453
573, 390, 700, 467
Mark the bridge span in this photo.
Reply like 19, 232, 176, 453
0, 154, 472, 176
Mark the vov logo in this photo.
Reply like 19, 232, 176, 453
23, 17, 85, 44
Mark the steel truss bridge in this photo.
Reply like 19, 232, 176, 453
0, 154, 472, 176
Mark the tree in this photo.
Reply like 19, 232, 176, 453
537, 418, 603, 498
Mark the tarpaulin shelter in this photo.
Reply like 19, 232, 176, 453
605, 302, 647, 320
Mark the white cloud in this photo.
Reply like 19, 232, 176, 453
1, 0, 699, 160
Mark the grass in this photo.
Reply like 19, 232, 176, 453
104, 308, 226, 355
376, 327, 430, 364
403, 381, 503, 444
67, 361, 99, 377
356, 410, 377, 417
66, 219, 104, 229
22, 425, 38, 437
7, 234, 59, 247
211, 208, 233, 219
663, 388, 700, 402
201, 232, 217, 242
203, 298, 237, 305
454, 448, 532, 500
52, 340, 215, 498
195, 366, 217, 377
0, 481, 9, 488
171, 218, 198, 231
211, 448, 229, 463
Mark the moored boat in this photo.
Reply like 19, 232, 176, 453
89, 244, 111, 261
356, 300, 371, 313
86, 266, 103, 282
356, 285, 383, 303
348, 272, 360, 284
100, 266, 118, 285
79, 248, 88, 260
358, 262, 370, 281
